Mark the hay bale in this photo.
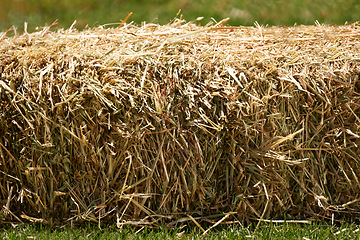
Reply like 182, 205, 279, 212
0, 19, 360, 226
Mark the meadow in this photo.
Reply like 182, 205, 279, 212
0, 0, 359, 32
1, 222, 360, 240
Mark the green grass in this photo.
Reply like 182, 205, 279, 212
1, 222, 360, 239
1, 0, 359, 32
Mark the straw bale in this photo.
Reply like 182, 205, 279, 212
0, 19, 360, 227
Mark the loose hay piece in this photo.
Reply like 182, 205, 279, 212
0, 19, 360, 227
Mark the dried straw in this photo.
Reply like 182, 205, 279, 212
0, 19, 360, 227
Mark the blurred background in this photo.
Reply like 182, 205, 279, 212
0, 0, 359, 32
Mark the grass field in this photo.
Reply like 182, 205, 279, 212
1, 222, 360, 239
0, 0, 359, 32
